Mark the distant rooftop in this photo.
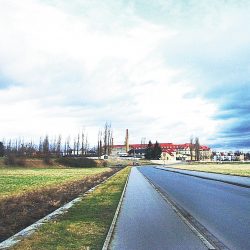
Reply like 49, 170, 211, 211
113, 143, 210, 151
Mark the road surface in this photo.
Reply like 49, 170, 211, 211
155, 166, 250, 187
109, 167, 208, 250
139, 166, 250, 250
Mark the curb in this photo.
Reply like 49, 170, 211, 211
140, 172, 229, 250
102, 169, 131, 250
0, 170, 122, 249
155, 167, 250, 188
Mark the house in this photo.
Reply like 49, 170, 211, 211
212, 151, 245, 162
162, 149, 176, 161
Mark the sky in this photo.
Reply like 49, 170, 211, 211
0, 0, 250, 150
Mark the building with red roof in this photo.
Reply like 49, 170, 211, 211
112, 142, 212, 161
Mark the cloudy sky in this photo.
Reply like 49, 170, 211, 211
0, 0, 250, 150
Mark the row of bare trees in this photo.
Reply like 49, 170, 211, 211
1, 121, 114, 160
63, 132, 89, 156
97, 122, 113, 157
0, 131, 90, 158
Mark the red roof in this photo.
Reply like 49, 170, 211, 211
162, 149, 175, 156
112, 145, 126, 148
130, 144, 148, 148
113, 143, 210, 151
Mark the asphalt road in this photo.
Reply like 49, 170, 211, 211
110, 168, 208, 250
155, 166, 250, 187
139, 166, 250, 250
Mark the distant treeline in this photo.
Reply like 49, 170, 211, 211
0, 122, 114, 157
0, 133, 91, 159
0, 122, 114, 166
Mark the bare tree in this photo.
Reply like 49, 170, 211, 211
195, 137, 200, 161
85, 135, 88, 155
97, 130, 102, 158
103, 122, 112, 156
81, 130, 85, 156
64, 141, 67, 156
190, 137, 194, 161
52, 137, 57, 154
6, 139, 12, 155
0, 141, 4, 157
99, 139, 102, 157
43, 136, 49, 154
39, 137, 43, 156
19, 139, 25, 157
108, 129, 113, 155
76, 133, 80, 156
17, 138, 21, 154
43, 135, 51, 164
56, 135, 62, 157
73, 137, 77, 156
27, 140, 35, 157
103, 122, 108, 155
14, 139, 18, 154
66, 136, 71, 156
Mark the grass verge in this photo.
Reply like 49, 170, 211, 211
11, 167, 131, 250
166, 163, 250, 177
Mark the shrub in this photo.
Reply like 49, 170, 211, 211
16, 157, 26, 166
56, 157, 98, 168
43, 155, 53, 165
4, 154, 27, 166
4, 153, 17, 165
102, 161, 108, 167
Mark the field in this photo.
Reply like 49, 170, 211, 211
11, 167, 131, 250
168, 163, 250, 176
0, 168, 110, 200
0, 166, 119, 241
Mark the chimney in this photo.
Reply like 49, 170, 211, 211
125, 129, 129, 152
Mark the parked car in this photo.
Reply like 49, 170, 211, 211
133, 162, 140, 166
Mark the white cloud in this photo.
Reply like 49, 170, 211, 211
0, 0, 248, 148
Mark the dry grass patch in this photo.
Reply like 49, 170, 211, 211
168, 163, 250, 176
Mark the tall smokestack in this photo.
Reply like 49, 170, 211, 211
125, 129, 129, 152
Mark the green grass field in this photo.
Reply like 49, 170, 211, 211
169, 163, 250, 176
12, 167, 131, 250
0, 168, 110, 200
